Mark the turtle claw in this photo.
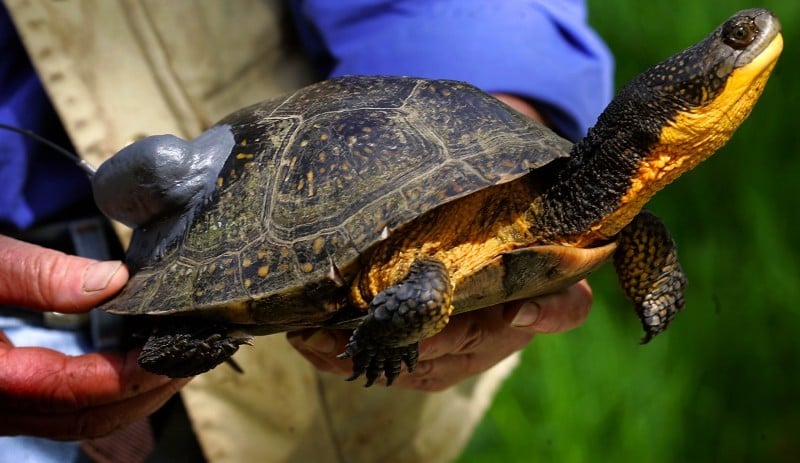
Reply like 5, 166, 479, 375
340, 341, 419, 387
229, 329, 255, 346
225, 357, 245, 374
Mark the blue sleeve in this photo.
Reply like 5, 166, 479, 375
291, 0, 614, 141
0, 4, 88, 230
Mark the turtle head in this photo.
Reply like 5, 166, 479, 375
565, 9, 782, 242
636, 8, 782, 158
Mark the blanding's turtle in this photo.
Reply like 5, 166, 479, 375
92, 9, 782, 384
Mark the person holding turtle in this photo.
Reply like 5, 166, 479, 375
0, 1, 611, 461
2, 1, 778, 462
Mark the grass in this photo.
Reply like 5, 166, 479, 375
459, 2, 800, 462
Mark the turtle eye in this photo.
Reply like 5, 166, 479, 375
722, 17, 758, 50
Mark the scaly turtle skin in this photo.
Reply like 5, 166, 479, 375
95, 9, 782, 384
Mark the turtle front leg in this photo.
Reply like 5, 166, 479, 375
613, 210, 688, 343
340, 258, 453, 386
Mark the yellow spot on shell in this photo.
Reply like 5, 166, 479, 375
244, 279, 252, 288
301, 262, 314, 273
312, 236, 325, 254
242, 257, 252, 267
306, 171, 315, 196
216, 177, 224, 188
300, 139, 309, 147
258, 266, 270, 277
320, 133, 329, 141
236, 153, 254, 160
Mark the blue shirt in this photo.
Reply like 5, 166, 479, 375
0, 5, 90, 230
292, 0, 613, 140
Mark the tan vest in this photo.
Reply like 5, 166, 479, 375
7, 1, 517, 461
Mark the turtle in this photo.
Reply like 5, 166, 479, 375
93, 8, 782, 385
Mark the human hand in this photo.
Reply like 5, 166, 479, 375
0, 235, 188, 439
287, 280, 592, 391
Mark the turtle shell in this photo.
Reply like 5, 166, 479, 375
102, 76, 574, 329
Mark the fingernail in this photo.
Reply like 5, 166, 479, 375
303, 330, 337, 354
511, 302, 541, 328
83, 261, 123, 292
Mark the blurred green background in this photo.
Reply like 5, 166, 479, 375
460, 1, 800, 462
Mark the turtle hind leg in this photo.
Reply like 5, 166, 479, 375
138, 319, 253, 378
613, 210, 688, 343
339, 258, 453, 386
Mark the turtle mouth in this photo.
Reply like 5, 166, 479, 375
731, 32, 783, 81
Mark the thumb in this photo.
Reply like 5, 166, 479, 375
0, 235, 128, 313
505, 279, 593, 334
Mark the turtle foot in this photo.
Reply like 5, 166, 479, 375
339, 341, 419, 387
614, 211, 687, 343
337, 258, 451, 386
139, 320, 253, 378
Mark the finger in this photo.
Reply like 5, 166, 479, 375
395, 284, 592, 391
0, 378, 186, 440
287, 328, 475, 390
0, 235, 129, 313
288, 279, 592, 388
390, 355, 488, 392
0, 345, 180, 414
289, 313, 529, 389
418, 305, 532, 360
392, 308, 537, 391
492, 93, 545, 122
294, 280, 592, 364
506, 279, 593, 334
286, 329, 353, 377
